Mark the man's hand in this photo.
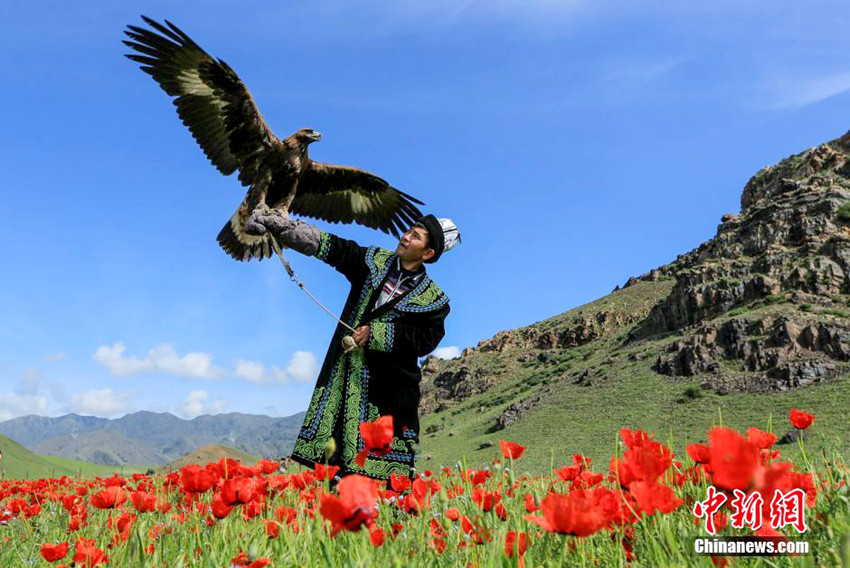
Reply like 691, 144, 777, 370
352, 325, 371, 349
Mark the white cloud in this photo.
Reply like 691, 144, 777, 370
234, 360, 268, 384
68, 388, 136, 417
93, 342, 318, 386
763, 71, 850, 110
0, 393, 48, 421
432, 346, 462, 360
93, 342, 226, 379
179, 390, 208, 418
16, 369, 43, 396
12, 369, 65, 402
43, 351, 66, 363
271, 351, 319, 383
177, 390, 228, 418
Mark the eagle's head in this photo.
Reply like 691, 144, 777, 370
294, 128, 322, 144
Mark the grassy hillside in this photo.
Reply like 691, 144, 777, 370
41, 455, 149, 478
418, 280, 850, 475
163, 445, 258, 472
0, 434, 145, 479
0, 434, 70, 479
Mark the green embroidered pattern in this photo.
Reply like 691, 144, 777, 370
371, 248, 394, 275
369, 321, 390, 351
301, 385, 324, 427
341, 351, 365, 469
338, 271, 377, 471
366, 403, 380, 422
407, 281, 443, 307
364, 458, 411, 479
292, 356, 345, 461
315, 231, 331, 261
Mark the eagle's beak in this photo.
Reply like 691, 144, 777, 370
313, 131, 323, 141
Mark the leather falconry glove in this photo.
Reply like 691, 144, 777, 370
245, 210, 321, 256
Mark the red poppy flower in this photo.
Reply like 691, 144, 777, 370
90, 486, 127, 509
68, 515, 84, 531
609, 457, 638, 487
619, 428, 673, 483
265, 520, 280, 538
130, 491, 157, 513
505, 531, 529, 559
708, 427, 759, 491
472, 488, 502, 512
319, 474, 378, 536
789, 408, 815, 430
746, 427, 777, 450
276, 505, 297, 524
255, 459, 279, 474
221, 477, 257, 505
460, 515, 490, 544
554, 465, 581, 482
313, 463, 340, 481
499, 440, 526, 459
40, 542, 69, 563
73, 537, 109, 567
180, 464, 216, 493
628, 480, 683, 515
686, 443, 711, 464
355, 415, 395, 467
370, 527, 386, 547
390, 472, 412, 493
211, 493, 233, 519
523, 489, 612, 537
524, 493, 539, 513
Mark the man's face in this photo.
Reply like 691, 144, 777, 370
396, 225, 435, 263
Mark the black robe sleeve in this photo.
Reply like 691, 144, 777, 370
313, 231, 369, 284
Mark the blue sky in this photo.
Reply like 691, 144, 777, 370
2, 1, 850, 421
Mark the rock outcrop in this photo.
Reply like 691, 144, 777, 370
653, 315, 850, 392
633, 140, 850, 338
418, 133, 850, 425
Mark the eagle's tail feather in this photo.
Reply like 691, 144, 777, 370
216, 216, 273, 262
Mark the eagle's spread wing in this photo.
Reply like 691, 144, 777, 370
123, 16, 276, 187
293, 162, 425, 237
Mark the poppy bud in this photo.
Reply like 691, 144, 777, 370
324, 438, 337, 463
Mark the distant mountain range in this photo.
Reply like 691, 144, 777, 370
0, 411, 305, 467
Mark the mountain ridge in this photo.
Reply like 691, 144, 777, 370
0, 411, 305, 467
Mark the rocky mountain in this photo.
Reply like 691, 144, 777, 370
417, 133, 850, 470
0, 411, 305, 467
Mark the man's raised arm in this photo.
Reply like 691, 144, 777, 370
246, 211, 368, 282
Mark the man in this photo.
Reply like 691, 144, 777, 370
246, 211, 460, 481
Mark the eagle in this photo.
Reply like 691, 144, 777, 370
123, 16, 425, 261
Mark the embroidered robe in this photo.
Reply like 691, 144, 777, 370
290, 230, 450, 480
